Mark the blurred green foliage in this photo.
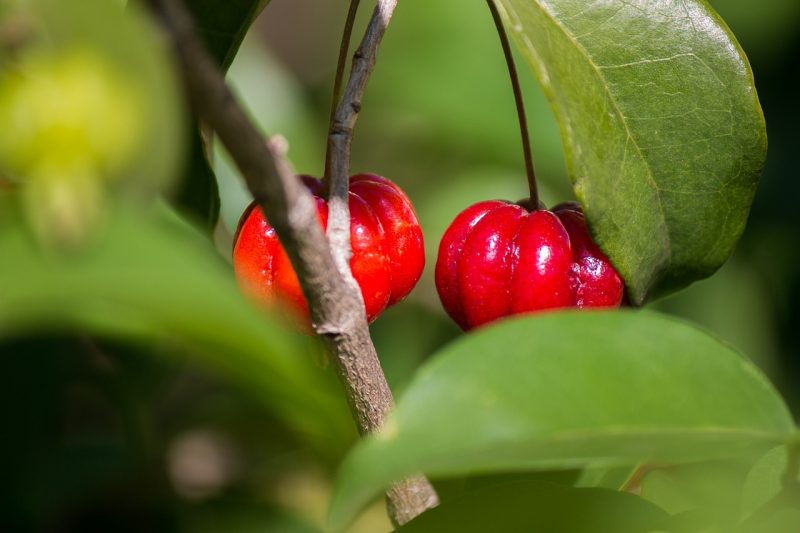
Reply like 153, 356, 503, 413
1, 0, 799, 531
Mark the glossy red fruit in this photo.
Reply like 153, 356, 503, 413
435, 200, 623, 331
233, 173, 425, 324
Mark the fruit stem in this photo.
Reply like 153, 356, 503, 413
486, 0, 539, 206
324, 0, 361, 189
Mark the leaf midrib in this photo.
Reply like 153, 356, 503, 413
392, 424, 792, 451
359, 425, 792, 490
330, 425, 790, 527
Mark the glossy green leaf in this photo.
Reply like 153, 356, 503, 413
0, 202, 351, 447
496, 0, 768, 303
398, 480, 673, 533
174, 0, 271, 231
329, 311, 793, 528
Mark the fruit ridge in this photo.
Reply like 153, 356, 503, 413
435, 200, 623, 331
233, 173, 424, 324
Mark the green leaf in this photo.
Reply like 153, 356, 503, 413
745, 511, 800, 533
741, 443, 800, 522
640, 459, 757, 529
575, 465, 640, 490
398, 480, 673, 533
432, 470, 580, 505
173, 121, 221, 231
174, 0, 271, 231
187, 0, 270, 72
742, 446, 790, 518
496, 0, 768, 303
329, 311, 793, 528
0, 201, 352, 448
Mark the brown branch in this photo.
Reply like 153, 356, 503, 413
324, 0, 398, 289
146, 0, 437, 525
324, 0, 361, 181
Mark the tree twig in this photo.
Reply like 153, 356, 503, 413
145, 0, 438, 525
324, 0, 361, 184
325, 0, 397, 290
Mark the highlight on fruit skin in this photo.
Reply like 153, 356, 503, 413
435, 199, 623, 331
232, 173, 425, 325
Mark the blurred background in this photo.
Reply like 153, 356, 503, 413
2, 0, 799, 531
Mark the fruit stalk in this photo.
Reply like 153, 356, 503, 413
324, 0, 361, 181
486, 0, 538, 206
147, 0, 437, 525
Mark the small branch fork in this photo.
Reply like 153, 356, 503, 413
325, 0, 397, 289
145, 0, 437, 526
486, 0, 539, 206
322, 0, 361, 286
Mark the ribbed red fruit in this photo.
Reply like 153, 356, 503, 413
435, 200, 623, 331
233, 173, 424, 323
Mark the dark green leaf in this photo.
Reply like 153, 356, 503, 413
398, 480, 674, 533
173, 122, 220, 231
172, 0, 271, 231
329, 311, 793, 528
496, 0, 768, 303
187, 0, 270, 72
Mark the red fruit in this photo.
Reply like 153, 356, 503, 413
435, 200, 623, 331
233, 173, 424, 324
